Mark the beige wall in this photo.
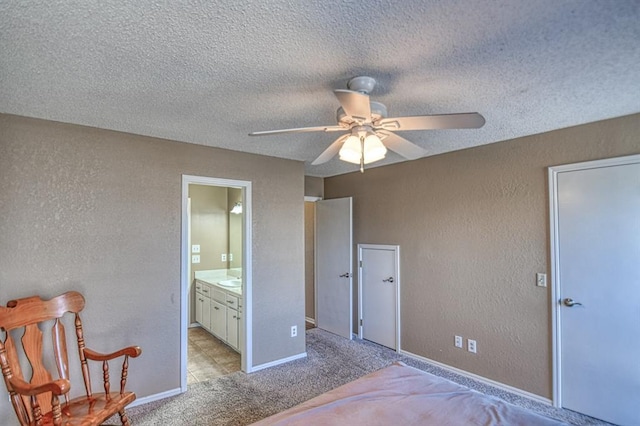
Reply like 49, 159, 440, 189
188, 184, 233, 325
228, 187, 243, 269
190, 185, 229, 271
304, 175, 324, 198
324, 113, 640, 398
0, 113, 306, 425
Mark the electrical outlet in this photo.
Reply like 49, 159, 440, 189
221, 253, 227, 262
468, 339, 477, 353
191, 244, 200, 253
291, 325, 297, 337
229, 253, 233, 261
191, 255, 200, 264
455, 335, 463, 348
536, 273, 547, 287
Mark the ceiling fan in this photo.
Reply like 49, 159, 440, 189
249, 76, 485, 172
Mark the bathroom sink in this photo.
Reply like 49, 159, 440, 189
218, 279, 242, 288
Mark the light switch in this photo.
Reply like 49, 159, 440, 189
191, 244, 200, 253
536, 273, 547, 287
191, 255, 200, 264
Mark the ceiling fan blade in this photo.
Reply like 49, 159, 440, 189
378, 131, 427, 160
249, 125, 344, 136
377, 112, 485, 131
311, 134, 349, 165
334, 90, 372, 122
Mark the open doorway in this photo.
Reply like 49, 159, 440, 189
304, 196, 321, 330
181, 175, 252, 392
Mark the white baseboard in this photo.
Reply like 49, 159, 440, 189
129, 387, 183, 408
249, 352, 307, 373
305, 317, 316, 325
399, 349, 552, 405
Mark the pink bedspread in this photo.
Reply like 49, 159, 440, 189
252, 362, 565, 425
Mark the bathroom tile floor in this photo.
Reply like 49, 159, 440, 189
187, 327, 241, 384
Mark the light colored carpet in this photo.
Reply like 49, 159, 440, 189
118, 328, 612, 425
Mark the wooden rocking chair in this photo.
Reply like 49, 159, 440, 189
0, 291, 142, 425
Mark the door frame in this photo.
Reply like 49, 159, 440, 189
181, 175, 253, 392
304, 196, 322, 325
548, 153, 640, 407
357, 244, 401, 351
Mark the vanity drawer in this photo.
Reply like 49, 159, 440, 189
212, 288, 227, 304
196, 281, 211, 298
200, 283, 211, 298
225, 294, 238, 309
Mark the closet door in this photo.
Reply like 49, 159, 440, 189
551, 155, 640, 426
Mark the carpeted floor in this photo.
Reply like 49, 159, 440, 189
119, 328, 613, 425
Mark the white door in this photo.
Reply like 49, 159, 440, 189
551, 155, 640, 426
359, 245, 399, 350
316, 197, 353, 339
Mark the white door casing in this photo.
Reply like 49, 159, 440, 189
304, 196, 322, 325
315, 197, 353, 340
181, 175, 253, 393
358, 244, 400, 351
549, 155, 640, 425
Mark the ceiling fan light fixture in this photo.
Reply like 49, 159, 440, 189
338, 132, 387, 165
338, 135, 362, 164
363, 132, 387, 164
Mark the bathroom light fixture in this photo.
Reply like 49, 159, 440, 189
339, 128, 387, 172
230, 202, 242, 214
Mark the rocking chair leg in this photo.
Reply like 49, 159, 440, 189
119, 409, 131, 426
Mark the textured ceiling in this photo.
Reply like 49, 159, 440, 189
1, 1, 639, 177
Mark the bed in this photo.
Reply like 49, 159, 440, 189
251, 362, 566, 425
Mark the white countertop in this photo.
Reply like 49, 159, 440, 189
195, 269, 242, 296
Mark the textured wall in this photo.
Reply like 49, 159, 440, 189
0, 114, 305, 425
324, 113, 640, 398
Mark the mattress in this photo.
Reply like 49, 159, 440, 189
251, 362, 566, 425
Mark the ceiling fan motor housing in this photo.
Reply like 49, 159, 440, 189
337, 101, 388, 126
347, 76, 377, 94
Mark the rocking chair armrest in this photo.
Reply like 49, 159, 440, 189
84, 346, 142, 361
9, 376, 71, 396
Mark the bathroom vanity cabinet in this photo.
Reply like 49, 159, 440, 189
195, 281, 211, 330
195, 280, 241, 352
210, 299, 226, 339
224, 293, 240, 350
